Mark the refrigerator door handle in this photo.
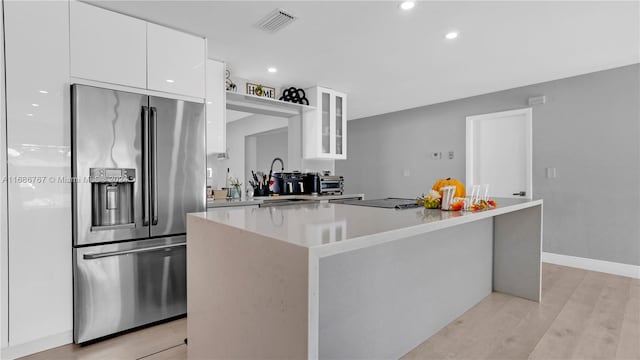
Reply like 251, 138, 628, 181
142, 106, 150, 226
150, 106, 159, 226
83, 242, 186, 260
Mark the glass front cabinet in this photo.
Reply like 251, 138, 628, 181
303, 87, 347, 160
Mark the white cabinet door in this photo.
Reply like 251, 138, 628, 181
147, 23, 206, 98
206, 59, 226, 154
4, 0, 72, 347
303, 87, 347, 159
70, 0, 146, 88
333, 91, 347, 160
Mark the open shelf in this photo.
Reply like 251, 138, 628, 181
226, 91, 315, 118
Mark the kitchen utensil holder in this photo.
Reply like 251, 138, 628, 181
254, 185, 269, 197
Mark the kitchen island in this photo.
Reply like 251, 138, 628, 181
186, 198, 543, 360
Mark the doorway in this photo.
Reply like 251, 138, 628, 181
466, 108, 532, 199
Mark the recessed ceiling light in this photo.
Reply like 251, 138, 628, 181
400, 1, 415, 10
206, 101, 213, 104
267, 67, 277, 73
38, 90, 48, 94
165, 79, 175, 83
445, 31, 459, 40
31, 103, 39, 107
26, 113, 34, 117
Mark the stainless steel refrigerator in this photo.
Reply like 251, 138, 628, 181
71, 84, 205, 343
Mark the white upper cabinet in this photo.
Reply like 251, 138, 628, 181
147, 23, 206, 98
303, 87, 347, 160
70, 1, 206, 99
70, 1, 147, 89
206, 59, 226, 154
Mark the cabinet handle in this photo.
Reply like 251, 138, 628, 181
83, 243, 185, 260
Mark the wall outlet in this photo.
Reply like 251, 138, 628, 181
403, 169, 411, 177
431, 152, 442, 160
448, 151, 454, 160
545, 167, 557, 179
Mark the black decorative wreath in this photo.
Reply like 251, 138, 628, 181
279, 87, 309, 105
225, 69, 237, 92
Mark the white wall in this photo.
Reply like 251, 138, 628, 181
337, 64, 640, 267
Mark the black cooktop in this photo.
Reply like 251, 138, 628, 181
339, 198, 421, 209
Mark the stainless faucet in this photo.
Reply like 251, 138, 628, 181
268, 157, 285, 194
270, 157, 284, 174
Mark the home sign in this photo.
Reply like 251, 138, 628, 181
246, 83, 276, 99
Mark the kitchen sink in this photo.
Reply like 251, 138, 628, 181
259, 198, 318, 207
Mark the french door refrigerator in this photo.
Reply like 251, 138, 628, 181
71, 84, 205, 343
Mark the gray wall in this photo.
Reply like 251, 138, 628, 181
337, 64, 640, 266
255, 129, 288, 175
207, 114, 288, 191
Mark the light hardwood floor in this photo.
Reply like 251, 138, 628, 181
22, 264, 639, 360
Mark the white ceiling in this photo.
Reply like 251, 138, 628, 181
89, 1, 639, 120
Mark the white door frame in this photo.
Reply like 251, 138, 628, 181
466, 108, 533, 199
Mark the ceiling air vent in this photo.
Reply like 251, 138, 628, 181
257, 9, 297, 33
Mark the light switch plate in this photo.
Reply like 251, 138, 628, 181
545, 167, 557, 178
528, 95, 547, 106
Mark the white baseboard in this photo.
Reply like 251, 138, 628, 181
0, 330, 72, 360
542, 252, 640, 279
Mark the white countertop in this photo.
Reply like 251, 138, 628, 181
190, 197, 543, 257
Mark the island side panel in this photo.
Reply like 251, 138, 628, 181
317, 218, 493, 360
493, 203, 543, 302
187, 215, 309, 359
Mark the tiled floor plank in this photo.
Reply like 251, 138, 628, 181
615, 278, 640, 360
21, 318, 186, 360
20, 265, 638, 360
483, 265, 587, 360
140, 344, 187, 360
528, 271, 610, 360
570, 274, 631, 360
